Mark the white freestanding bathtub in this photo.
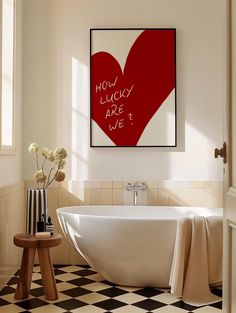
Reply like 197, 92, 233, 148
57, 206, 222, 288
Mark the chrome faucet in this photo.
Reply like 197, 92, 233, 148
125, 182, 147, 206
134, 190, 138, 206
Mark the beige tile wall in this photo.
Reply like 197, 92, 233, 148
0, 181, 25, 288
60, 180, 223, 208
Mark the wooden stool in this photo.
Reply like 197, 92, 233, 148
13, 233, 62, 300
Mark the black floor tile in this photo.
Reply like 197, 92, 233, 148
101, 280, 117, 286
7, 276, 19, 285
134, 287, 163, 298
172, 300, 199, 311
210, 301, 223, 310
0, 286, 15, 296
29, 287, 45, 297
0, 298, 11, 306
54, 268, 67, 275
67, 277, 94, 286
54, 298, 87, 310
33, 278, 61, 286
77, 264, 90, 268
53, 264, 69, 268
211, 288, 223, 297
61, 286, 91, 297
98, 287, 127, 297
133, 299, 166, 310
14, 269, 21, 276
72, 269, 96, 276
94, 299, 127, 310
16, 298, 48, 310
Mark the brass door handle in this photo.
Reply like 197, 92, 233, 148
214, 142, 227, 164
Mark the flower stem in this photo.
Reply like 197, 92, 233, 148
35, 152, 40, 171
45, 166, 56, 189
42, 157, 47, 173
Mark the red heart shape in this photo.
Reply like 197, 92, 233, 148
91, 30, 175, 146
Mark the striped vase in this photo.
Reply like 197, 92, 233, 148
26, 188, 48, 234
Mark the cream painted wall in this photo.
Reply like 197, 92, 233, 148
22, 0, 225, 181
0, 0, 23, 188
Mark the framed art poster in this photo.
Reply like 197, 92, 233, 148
90, 28, 176, 147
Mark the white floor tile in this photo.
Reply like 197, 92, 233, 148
152, 305, 189, 312
0, 304, 23, 313
1, 293, 34, 303
89, 273, 104, 282
193, 306, 222, 312
31, 304, 65, 313
71, 305, 104, 313
32, 272, 42, 280
56, 281, 78, 292
78, 293, 109, 304
33, 266, 41, 273
112, 305, 147, 312
38, 292, 71, 303
83, 282, 111, 292
115, 293, 146, 304
151, 292, 181, 304
54, 273, 79, 281
58, 266, 85, 273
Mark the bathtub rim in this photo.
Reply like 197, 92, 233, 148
56, 205, 223, 221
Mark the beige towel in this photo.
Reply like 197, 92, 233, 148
169, 216, 222, 306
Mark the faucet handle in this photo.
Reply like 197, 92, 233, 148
125, 182, 134, 191
136, 182, 147, 191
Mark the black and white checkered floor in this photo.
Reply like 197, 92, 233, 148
0, 265, 222, 313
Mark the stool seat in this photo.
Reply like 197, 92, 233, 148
14, 233, 62, 301
14, 234, 39, 248
14, 233, 62, 249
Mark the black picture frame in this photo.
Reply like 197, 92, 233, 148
90, 28, 177, 148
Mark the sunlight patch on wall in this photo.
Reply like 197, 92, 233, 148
71, 57, 89, 180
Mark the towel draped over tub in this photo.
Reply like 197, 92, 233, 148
169, 216, 223, 306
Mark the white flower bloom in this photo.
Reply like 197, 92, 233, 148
28, 143, 39, 153
42, 149, 55, 162
54, 147, 68, 160
42, 148, 49, 157
34, 170, 47, 183
47, 151, 55, 162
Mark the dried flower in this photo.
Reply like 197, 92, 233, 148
55, 159, 65, 169
34, 170, 47, 183
54, 147, 68, 160
28, 143, 39, 153
28, 142, 67, 189
42, 148, 55, 162
46, 151, 55, 162
41, 148, 49, 158
54, 171, 66, 182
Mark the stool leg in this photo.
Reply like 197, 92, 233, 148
14, 247, 36, 300
37, 247, 58, 300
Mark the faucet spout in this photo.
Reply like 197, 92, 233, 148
134, 190, 138, 206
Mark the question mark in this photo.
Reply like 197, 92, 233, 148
128, 113, 134, 125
